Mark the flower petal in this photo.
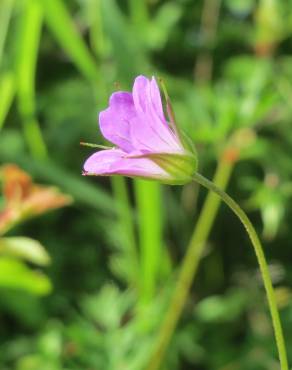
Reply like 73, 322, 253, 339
99, 92, 136, 152
132, 76, 165, 123
132, 75, 149, 114
83, 149, 171, 180
150, 76, 165, 121
98, 76, 183, 155
129, 115, 175, 152
84, 149, 126, 174
131, 76, 181, 152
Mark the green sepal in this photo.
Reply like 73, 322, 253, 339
130, 151, 198, 185
159, 78, 197, 157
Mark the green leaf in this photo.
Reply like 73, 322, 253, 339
82, 284, 134, 330
195, 290, 248, 323
0, 257, 52, 295
0, 237, 51, 266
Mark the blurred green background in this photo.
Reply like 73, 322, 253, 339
1, 0, 292, 369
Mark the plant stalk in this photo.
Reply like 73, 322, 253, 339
111, 176, 139, 286
135, 180, 163, 305
146, 170, 288, 370
146, 157, 233, 370
192, 172, 288, 370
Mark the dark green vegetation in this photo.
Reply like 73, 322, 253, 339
1, 0, 292, 369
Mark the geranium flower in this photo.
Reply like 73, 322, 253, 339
83, 75, 197, 184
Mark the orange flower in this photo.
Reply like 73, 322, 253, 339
0, 164, 72, 234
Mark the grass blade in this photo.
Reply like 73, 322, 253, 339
0, 0, 14, 65
41, 0, 100, 83
101, 0, 148, 78
0, 72, 14, 130
17, 0, 47, 159
87, 0, 107, 60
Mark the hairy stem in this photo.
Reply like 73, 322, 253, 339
193, 172, 288, 370
146, 171, 288, 370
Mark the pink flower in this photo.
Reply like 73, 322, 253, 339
83, 75, 197, 184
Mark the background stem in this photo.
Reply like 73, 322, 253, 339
146, 157, 233, 370
194, 0, 222, 83
111, 177, 139, 286
135, 180, 163, 305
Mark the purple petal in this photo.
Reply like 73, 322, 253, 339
150, 76, 165, 121
131, 76, 181, 152
132, 76, 165, 122
99, 92, 136, 152
129, 115, 177, 152
132, 75, 149, 114
83, 149, 171, 180
97, 76, 182, 155
84, 149, 125, 174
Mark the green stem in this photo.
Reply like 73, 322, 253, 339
147, 171, 288, 370
194, 0, 222, 83
193, 172, 288, 370
145, 158, 233, 370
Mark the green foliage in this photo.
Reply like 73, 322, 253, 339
195, 289, 248, 322
0, 237, 50, 265
0, 257, 51, 295
42, 0, 100, 83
